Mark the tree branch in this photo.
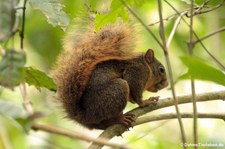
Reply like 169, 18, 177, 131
188, 0, 198, 147
157, 0, 187, 147
149, 0, 225, 26
31, 122, 131, 149
187, 0, 225, 17
166, 13, 184, 48
134, 112, 225, 127
193, 26, 225, 45
148, 8, 190, 26
88, 90, 225, 149
164, 0, 225, 71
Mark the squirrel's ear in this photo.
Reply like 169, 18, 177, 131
145, 49, 155, 63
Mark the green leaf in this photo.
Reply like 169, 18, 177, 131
95, 13, 119, 31
175, 73, 189, 85
130, 0, 149, 6
24, 67, 57, 91
29, 0, 70, 31
180, 56, 225, 86
95, 0, 128, 31
194, 0, 205, 5
0, 49, 26, 88
0, 0, 19, 42
207, 0, 223, 7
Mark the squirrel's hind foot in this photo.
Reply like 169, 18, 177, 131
97, 113, 135, 130
118, 113, 135, 128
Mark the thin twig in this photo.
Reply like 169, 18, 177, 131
20, 0, 27, 50
164, 0, 225, 71
89, 90, 225, 149
19, 83, 33, 115
119, 0, 164, 50
134, 112, 225, 126
188, 0, 210, 17
18, 0, 33, 116
193, 26, 225, 45
157, 0, 187, 147
148, 8, 190, 26
187, 0, 225, 17
149, 0, 221, 26
191, 68, 198, 146
32, 122, 131, 149
188, 1, 198, 147
148, 7, 202, 27
150, 0, 225, 26
197, 38, 225, 71
166, 12, 184, 48
84, 0, 98, 14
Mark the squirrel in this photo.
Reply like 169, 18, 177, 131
52, 22, 168, 130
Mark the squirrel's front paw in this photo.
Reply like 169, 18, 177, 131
139, 96, 159, 107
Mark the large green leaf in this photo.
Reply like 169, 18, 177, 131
180, 56, 225, 86
24, 67, 57, 91
29, 0, 70, 31
0, 0, 19, 42
0, 49, 26, 88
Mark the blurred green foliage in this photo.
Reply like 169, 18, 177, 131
0, 50, 26, 88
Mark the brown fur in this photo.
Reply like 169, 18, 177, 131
53, 23, 139, 117
52, 22, 168, 129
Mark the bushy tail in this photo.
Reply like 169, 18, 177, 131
52, 21, 139, 118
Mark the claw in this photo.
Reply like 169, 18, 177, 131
119, 113, 135, 128
139, 96, 159, 107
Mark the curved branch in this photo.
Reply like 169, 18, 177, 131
88, 90, 225, 149
134, 112, 225, 126
31, 122, 130, 149
193, 26, 225, 45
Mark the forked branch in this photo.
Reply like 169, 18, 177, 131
89, 90, 225, 149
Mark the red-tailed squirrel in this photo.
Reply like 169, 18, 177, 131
53, 22, 168, 129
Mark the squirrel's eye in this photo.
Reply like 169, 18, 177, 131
159, 65, 165, 73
